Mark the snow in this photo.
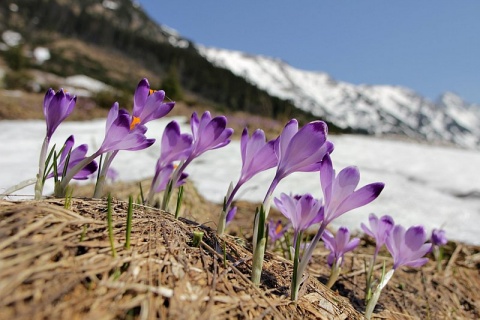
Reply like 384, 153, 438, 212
64, 75, 113, 97
1, 118, 479, 245
102, 0, 119, 10
2, 30, 22, 47
33, 47, 50, 64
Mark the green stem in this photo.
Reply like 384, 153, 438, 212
365, 266, 394, 319
251, 237, 266, 285
326, 264, 341, 289
174, 186, 184, 219
34, 136, 49, 200
55, 152, 100, 197
107, 194, 117, 258
291, 231, 303, 301
93, 151, 117, 198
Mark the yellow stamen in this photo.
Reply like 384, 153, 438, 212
149, 89, 157, 96
130, 116, 141, 130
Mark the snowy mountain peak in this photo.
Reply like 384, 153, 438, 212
198, 46, 480, 148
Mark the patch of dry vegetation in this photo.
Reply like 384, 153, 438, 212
0, 198, 362, 319
1, 181, 479, 319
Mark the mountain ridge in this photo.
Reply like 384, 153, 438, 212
198, 46, 480, 148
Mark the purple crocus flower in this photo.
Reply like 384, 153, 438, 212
131, 78, 175, 129
189, 111, 233, 159
431, 228, 447, 246
146, 121, 192, 205
56, 103, 155, 197
323, 227, 360, 267
161, 111, 233, 210
106, 167, 119, 182
361, 213, 395, 257
158, 121, 193, 168
386, 225, 432, 269
268, 219, 288, 243
218, 128, 277, 232
238, 128, 277, 186
322, 227, 359, 288
43, 88, 76, 139
274, 193, 323, 236
152, 163, 188, 193
267, 119, 333, 198
320, 154, 384, 225
47, 135, 97, 180
98, 103, 155, 154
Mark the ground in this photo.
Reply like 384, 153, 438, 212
1, 88, 479, 319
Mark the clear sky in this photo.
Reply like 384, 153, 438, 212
137, 1, 480, 104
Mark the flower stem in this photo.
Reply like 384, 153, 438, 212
297, 221, 328, 281
326, 264, 341, 289
55, 152, 100, 197
291, 231, 303, 300
93, 151, 117, 198
365, 266, 394, 319
34, 136, 49, 200
251, 205, 266, 285
217, 182, 241, 235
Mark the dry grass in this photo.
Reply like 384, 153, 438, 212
0, 198, 362, 319
1, 181, 479, 320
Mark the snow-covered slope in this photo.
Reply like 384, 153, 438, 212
198, 47, 480, 148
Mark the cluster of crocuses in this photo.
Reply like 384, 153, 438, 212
33, 79, 176, 199
32, 78, 236, 208
27, 78, 446, 318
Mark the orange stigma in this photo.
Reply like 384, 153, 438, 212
148, 89, 157, 96
130, 116, 141, 130
275, 223, 283, 235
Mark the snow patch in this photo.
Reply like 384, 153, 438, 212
33, 47, 50, 64
2, 30, 22, 47
102, 0, 119, 10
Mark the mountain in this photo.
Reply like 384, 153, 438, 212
198, 47, 480, 148
1, 0, 479, 148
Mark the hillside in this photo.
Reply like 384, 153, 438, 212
2, 0, 480, 148
199, 47, 480, 148
0, 0, 320, 126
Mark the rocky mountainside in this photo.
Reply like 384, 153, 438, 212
199, 47, 480, 148
1, 0, 479, 147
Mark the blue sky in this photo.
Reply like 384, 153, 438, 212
137, 1, 480, 104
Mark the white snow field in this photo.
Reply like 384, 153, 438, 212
1, 118, 479, 244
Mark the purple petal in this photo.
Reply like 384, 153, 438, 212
106, 102, 120, 132
431, 229, 448, 246
240, 127, 249, 164
331, 182, 385, 221
404, 257, 430, 268
159, 121, 192, 166
405, 226, 427, 251
190, 112, 200, 140
278, 121, 328, 176
275, 119, 298, 160
335, 227, 351, 252
139, 90, 169, 124
320, 153, 334, 205
226, 206, 237, 224
133, 78, 150, 117
345, 237, 360, 253
44, 89, 76, 138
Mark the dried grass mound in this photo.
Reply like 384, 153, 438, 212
0, 198, 362, 319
